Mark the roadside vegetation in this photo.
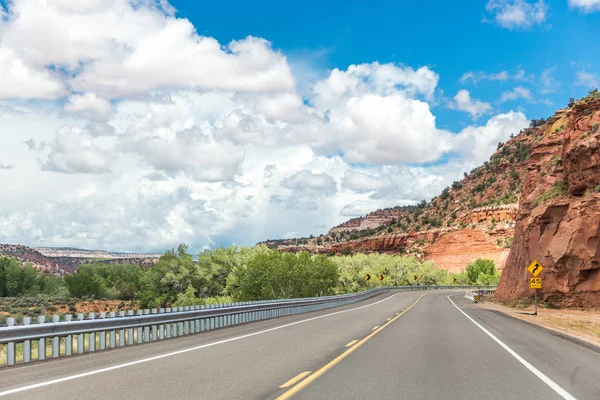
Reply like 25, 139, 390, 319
0, 247, 500, 322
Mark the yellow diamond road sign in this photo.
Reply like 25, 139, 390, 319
527, 260, 544, 277
530, 277, 542, 289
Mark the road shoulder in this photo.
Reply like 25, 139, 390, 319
477, 300, 600, 352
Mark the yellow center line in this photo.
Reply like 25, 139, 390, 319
372, 325, 379, 330
275, 294, 426, 400
279, 371, 312, 389
345, 340, 358, 347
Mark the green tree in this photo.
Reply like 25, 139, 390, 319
228, 251, 339, 301
0, 257, 63, 297
465, 259, 498, 285
64, 265, 108, 299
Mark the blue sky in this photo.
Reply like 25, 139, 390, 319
0, 0, 599, 252
173, 0, 600, 131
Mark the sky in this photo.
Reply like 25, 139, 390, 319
0, 0, 599, 253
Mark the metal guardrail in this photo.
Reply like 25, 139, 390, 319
465, 288, 496, 302
0, 285, 495, 367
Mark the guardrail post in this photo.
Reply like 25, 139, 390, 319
64, 315, 73, 356
51, 315, 60, 358
127, 311, 134, 345
136, 310, 143, 344
99, 312, 106, 350
164, 308, 171, 338
77, 314, 84, 353
37, 316, 46, 360
143, 309, 150, 342
88, 313, 96, 352
172, 312, 178, 338
109, 312, 116, 348
6, 318, 15, 366
22, 316, 32, 363
158, 308, 165, 339
178, 307, 184, 335
118, 311, 125, 346
194, 306, 200, 332
183, 307, 190, 334
151, 309, 158, 340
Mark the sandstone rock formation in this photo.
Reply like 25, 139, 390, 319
496, 94, 600, 306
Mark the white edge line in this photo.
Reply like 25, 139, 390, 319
447, 294, 578, 400
0, 292, 407, 397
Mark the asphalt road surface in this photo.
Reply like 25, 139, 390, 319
0, 291, 599, 400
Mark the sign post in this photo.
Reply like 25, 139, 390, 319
527, 261, 544, 316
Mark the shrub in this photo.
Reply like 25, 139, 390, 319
532, 180, 568, 208
473, 183, 486, 193
440, 187, 450, 200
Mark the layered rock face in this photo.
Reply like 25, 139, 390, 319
424, 227, 512, 273
327, 207, 412, 234
271, 206, 516, 272
496, 96, 600, 306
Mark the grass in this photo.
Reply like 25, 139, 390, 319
545, 318, 600, 341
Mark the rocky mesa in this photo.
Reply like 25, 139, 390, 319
0, 243, 160, 276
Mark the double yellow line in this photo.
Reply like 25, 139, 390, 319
275, 294, 426, 400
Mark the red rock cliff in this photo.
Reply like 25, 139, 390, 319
496, 94, 600, 306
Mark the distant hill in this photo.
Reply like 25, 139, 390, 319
35, 247, 163, 259
0, 243, 161, 276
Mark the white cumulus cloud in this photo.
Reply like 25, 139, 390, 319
500, 86, 533, 102
64, 93, 113, 122
0, 0, 295, 99
485, 0, 548, 30
281, 170, 338, 196
451, 90, 492, 120
28, 126, 115, 174
569, 0, 600, 13
342, 170, 395, 193
0, 48, 66, 99
0, 0, 532, 252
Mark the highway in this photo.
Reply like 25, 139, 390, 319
0, 291, 599, 399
